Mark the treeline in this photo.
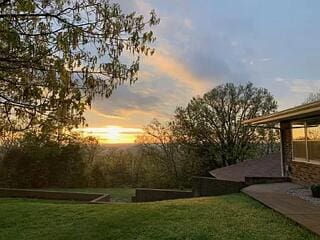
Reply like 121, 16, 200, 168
0, 133, 92, 188
0, 83, 280, 189
135, 83, 280, 186
0, 132, 194, 189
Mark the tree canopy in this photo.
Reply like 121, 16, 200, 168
172, 82, 278, 171
0, 0, 159, 132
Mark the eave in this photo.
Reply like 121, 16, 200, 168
242, 100, 320, 125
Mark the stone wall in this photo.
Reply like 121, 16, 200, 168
291, 161, 320, 185
192, 177, 246, 197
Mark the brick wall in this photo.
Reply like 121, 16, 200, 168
281, 120, 320, 184
291, 161, 320, 185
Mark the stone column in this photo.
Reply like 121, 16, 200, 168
280, 121, 292, 177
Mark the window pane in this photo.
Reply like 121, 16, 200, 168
293, 141, 307, 160
292, 125, 305, 140
292, 123, 306, 161
307, 121, 320, 162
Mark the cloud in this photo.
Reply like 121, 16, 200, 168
89, 108, 125, 120
85, 82, 174, 128
241, 58, 272, 65
75, 126, 143, 134
183, 18, 193, 29
274, 77, 320, 94
84, 0, 320, 131
270, 77, 320, 109
290, 79, 320, 93
84, 0, 255, 130
144, 51, 211, 95
116, 108, 170, 120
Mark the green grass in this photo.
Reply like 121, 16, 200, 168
0, 193, 318, 240
37, 188, 135, 202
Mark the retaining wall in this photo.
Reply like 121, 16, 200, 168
133, 188, 193, 202
192, 176, 246, 197
0, 188, 110, 203
245, 177, 289, 185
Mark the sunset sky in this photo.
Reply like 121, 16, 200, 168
80, 0, 320, 144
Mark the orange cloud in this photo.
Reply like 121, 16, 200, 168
117, 108, 169, 118
144, 51, 211, 95
89, 108, 125, 120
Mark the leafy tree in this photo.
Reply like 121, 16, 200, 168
172, 82, 278, 173
0, 132, 91, 188
0, 0, 159, 131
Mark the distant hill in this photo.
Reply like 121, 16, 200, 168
99, 143, 137, 150
96, 143, 140, 157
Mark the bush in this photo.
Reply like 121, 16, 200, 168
311, 184, 320, 198
0, 133, 89, 188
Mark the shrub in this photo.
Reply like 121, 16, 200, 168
0, 133, 89, 188
311, 184, 320, 198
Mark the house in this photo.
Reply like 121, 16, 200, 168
243, 100, 320, 185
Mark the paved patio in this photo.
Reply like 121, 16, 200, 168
242, 182, 320, 236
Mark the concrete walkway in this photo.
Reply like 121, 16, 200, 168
242, 182, 320, 236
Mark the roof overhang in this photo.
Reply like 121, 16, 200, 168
242, 100, 320, 125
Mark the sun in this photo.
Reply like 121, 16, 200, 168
105, 126, 121, 142
73, 126, 144, 144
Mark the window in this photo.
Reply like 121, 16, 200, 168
292, 119, 320, 164
292, 122, 307, 162
307, 121, 320, 163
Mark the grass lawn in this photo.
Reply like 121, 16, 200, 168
38, 188, 135, 202
0, 193, 318, 240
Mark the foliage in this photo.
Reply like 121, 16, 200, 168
172, 82, 279, 174
89, 148, 142, 188
0, 129, 186, 189
311, 184, 320, 198
0, 194, 317, 240
0, 132, 93, 188
0, 82, 280, 189
0, 0, 159, 131
136, 119, 201, 187
88, 145, 183, 189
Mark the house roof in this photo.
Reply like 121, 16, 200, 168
209, 153, 281, 182
242, 100, 320, 125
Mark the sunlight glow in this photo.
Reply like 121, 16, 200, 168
105, 126, 121, 142
74, 126, 144, 144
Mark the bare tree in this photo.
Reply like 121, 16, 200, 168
304, 91, 320, 104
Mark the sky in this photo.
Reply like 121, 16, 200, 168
80, 0, 320, 144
